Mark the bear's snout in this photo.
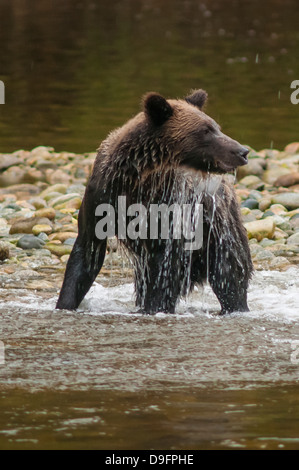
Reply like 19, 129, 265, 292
236, 146, 249, 166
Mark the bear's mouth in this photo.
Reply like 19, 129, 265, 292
216, 150, 249, 173
216, 161, 240, 173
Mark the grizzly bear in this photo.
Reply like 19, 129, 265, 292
56, 89, 253, 314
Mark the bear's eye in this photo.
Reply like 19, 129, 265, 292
203, 125, 214, 135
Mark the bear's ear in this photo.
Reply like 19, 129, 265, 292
143, 92, 173, 126
185, 89, 208, 109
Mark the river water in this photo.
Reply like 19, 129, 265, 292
0, 0, 299, 153
0, 268, 299, 449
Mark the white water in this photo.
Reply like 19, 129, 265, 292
3, 268, 298, 321
0, 267, 299, 393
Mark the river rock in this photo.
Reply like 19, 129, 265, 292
9, 216, 53, 234
269, 256, 291, 270
34, 207, 56, 220
237, 157, 266, 179
290, 214, 299, 230
45, 169, 72, 185
0, 184, 41, 200
273, 227, 288, 240
244, 217, 276, 241
27, 197, 48, 209
32, 224, 53, 236
241, 198, 259, 209
263, 167, 291, 185
50, 231, 78, 242
45, 243, 73, 257
287, 232, 299, 245
54, 196, 82, 211
238, 175, 264, 190
39, 184, 68, 199
284, 142, 299, 154
0, 167, 27, 187
258, 197, 272, 212
49, 193, 81, 208
271, 193, 299, 210
274, 172, 299, 188
17, 234, 46, 249
0, 154, 22, 171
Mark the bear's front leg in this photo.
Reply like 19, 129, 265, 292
56, 237, 107, 310
56, 181, 108, 310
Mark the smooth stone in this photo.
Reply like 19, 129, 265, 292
0, 154, 22, 171
25, 280, 56, 290
25, 168, 45, 183
60, 254, 70, 263
0, 184, 41, 196
64, 238, 76, 246
45, 169, 72, 185
267, 244, 299, 256
30, 146, 54, 158
9, 216, 53, 234
17, 234, 46, 250
262, 210, 274, 218
274, 172, 299, 188
32, 224, 53, 236
273, 227, 288, 240
42, 191, 65, 202
254, 250, 275, 261
284, 142, 299, 154
39, 184, 68, 198
49, 193, 81, 208
50, 231, 78, 242
37, 232, 49, 242
35, 249, 52, 257
287, 232, 299, 245
244, 217, 276, 241
0, 166, 28, 187
34, 207, 56, 220
54, 197, 82, 211
241, 198, 259, 209
269, 257, 290, 269
263, 167, 290, 185
258, 198, 272, 212
238, 175, 264, 189
269, 204, 288, 215
237, 158, 266, 179
271, 193, 299, 210
259, 238, 276, 247
249, 190, 263, 201
290, 214, 299, 230
67, 184, 86, 197
45, 243, 73, 257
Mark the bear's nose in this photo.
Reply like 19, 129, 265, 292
239, 147, 249, 163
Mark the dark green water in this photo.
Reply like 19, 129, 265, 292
0, 0, 299, 154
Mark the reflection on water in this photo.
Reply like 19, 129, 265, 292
0, 0, 299, 153
0, 269, 299, 449
1, 387, 299, 450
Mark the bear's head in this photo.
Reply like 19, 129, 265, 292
143, 89, 249, 174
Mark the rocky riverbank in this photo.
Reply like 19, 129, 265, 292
0, 144, 298, 293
